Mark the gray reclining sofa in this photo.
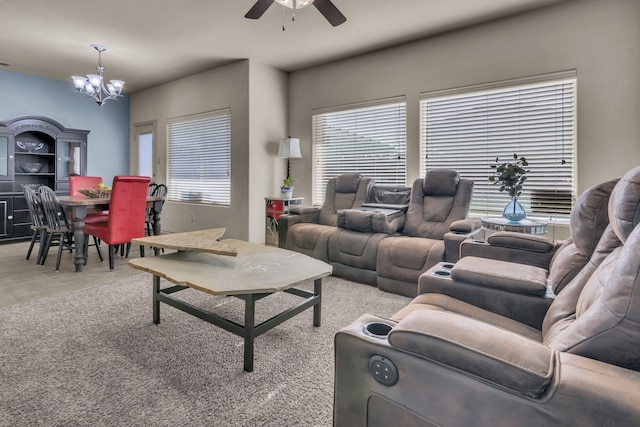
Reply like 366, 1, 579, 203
279, 169, 481, 296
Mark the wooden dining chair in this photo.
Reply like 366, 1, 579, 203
84, 176, 151, 269
23, 185, 48, 264
146, 183, 167, 237
69, 175, 110, 223
38, 186, 74, 270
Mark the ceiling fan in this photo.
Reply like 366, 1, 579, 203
245, 0, 347, 27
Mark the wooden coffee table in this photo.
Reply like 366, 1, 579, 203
129, 229, 333, 372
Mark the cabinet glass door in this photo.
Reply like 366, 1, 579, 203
0, 135, 9, 179
56, 140, 84, 181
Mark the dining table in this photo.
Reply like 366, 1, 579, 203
57, 195, 165, 272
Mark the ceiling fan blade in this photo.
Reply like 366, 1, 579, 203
245, 0, 275, 19
313, 0, 346, 26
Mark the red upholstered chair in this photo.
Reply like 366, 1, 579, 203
69, 175, 109, 223
84, 176, 151, 269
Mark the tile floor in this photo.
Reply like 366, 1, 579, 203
0, 239, 146, 309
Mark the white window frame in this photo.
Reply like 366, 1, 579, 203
312, 96, 407, 205
167, 109, 231, 205
420, 71, 577, 219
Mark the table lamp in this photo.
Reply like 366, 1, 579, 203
277, 137, 302, 182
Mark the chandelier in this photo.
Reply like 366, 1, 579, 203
71, 44, 125, 107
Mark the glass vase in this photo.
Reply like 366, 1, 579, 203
503, 196, 526, 222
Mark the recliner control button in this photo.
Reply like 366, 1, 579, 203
369, 355, 398, 386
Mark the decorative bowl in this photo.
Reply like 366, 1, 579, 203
77, 188, 112, 198
18, 162, 45, 173
16, 141, 45, 152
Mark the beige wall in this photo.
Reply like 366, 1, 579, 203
130, 60, 288, 243
288, 0, 640, 239
130, 60, 252, 240
248, 62, 289, 243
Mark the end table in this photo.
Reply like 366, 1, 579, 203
265, 196, 303, 245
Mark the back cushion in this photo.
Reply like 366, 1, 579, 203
335, 173, 362, 193
542, 226, 622, 340
319, 174, 372, 226
544, 225, 640, 370
404, 176, 473, 239
547, 179, 618, 293
423, 169, 459, 196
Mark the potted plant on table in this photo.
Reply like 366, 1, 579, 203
489, 153, 529, 222
281, 176, 295, 199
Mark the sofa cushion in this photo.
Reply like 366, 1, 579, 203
290, 223, 336, 251
423, 169, 459, 196
377, 236, 445, 274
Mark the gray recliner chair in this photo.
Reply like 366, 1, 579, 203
333, 165, 640, 427
375, 169, 480, 297
419, 177, 618, 328
278, 173, 373, 262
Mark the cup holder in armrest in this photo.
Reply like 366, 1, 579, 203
364, 322, 393, 339
432, 270, 451, 277
441, 263, 454, 269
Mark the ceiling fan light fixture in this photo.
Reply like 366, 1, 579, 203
274, 0, 314, 10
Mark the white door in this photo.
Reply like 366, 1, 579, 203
132, 122, 155, 181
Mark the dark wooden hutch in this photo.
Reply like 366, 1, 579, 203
0, 116, 89, 242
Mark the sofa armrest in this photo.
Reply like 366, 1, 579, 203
443, 227, 483, 262
450, 218, 481, 233
389, 310, 554, 398
277, 207, 321, 248
334, 314, 640, 427
486, 231, 558, 252
460, 234, 560, 269
289, 205, 320, 216
450, 256, 548, 296
337, 208, 405, 234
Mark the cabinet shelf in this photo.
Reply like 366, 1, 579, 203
15, 152, 55, 157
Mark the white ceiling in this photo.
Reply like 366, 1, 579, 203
0, 0, 568, 93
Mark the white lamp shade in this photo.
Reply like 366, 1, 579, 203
278, 138, 302, 158
87, 74, 103, 88
71, 76, 88, 90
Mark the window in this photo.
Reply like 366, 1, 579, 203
312, 97, 406, 205
420, 72, 576, 218
167, 109, 231, 205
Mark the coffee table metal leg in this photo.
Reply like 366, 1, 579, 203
153, 275, 161, 324
313, 278, 322, 327
244, 295, 257, 372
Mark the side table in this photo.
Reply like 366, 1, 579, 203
265, 196, 303, 245
480, 217, 548, 235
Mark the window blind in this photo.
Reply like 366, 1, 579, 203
312, 98, 406, 205
167, 109, 231, 205
420, 73, 576, 218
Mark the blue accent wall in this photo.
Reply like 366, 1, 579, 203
0, 69, 130, 184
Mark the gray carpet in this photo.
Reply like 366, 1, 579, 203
0, 274, 409, 427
